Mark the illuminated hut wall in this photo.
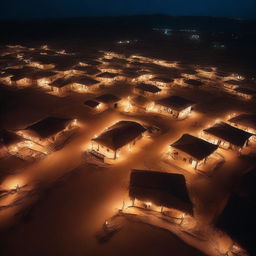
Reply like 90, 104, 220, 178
35, 71, 61, 89
169, 134, 218, 170
0, 75, 14, 86
154, 104, 192, 119
148, 77, 174, 89
202, 122, 254, 151
233, 88, 255, 100
153, 96, 194, 120
91, 133, 143, 160
228, 114, 256, 134
133, 84, 162, 98
27, 61, 55, 70
129, 169, 193, 215
0, 130, 47, 157
7, 140, 46, 155
170, 147, 205, 169
12, 77, 33, 87
17, 118, 78, 148
131, 74, 154, 84
95, 94, 121, 110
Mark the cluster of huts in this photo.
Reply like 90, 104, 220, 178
0, 116, 78, 161
168, 114, 255, 171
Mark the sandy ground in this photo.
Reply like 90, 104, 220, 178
0, 46, 255, 256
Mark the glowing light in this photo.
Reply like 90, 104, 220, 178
145, 202, 152, 208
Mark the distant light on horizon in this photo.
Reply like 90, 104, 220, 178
0, 0, 255, 20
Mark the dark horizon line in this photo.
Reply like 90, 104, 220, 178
0, 13, 255, 22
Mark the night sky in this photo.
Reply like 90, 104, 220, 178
1, 0, 256, 20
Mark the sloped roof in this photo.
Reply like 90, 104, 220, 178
156, 95, 194, 111
96, 72, 118, 78
229, 114, 256, 130
0, 129, 23, 146
216, 169, 256, 255
30, 71, 57, 79
224, 79, 242, 86
73, 66, 101, 75
171, 134, 218, 160
234, 87, 256, 95
185, 79, 203, 86
50, 78, 71, 88
150, 76, 174, 83
129, 169, 193, 214
75, 76, 99, 85
203, 122, 254, 147
92, 121, 146, 150
23, 117, 72, 139
84, 100, 100, 108
136, 83, 161, 93
50, 76, 99, 88
95, 94, 120, 103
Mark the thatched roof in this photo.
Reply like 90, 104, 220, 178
23, 117, 72, 139
92, 121, 146, 150
95, 94, 120, 104
229, 114, 256, 131
185, 79, 203, 87
203, 122, 254, 147
136, 83, 161, 93
156, 95, 194, 111
0, 129, 23, 146
84, 100, 100, 108
96, 72, 118, 78
129, 169, 193, 214
171, 134, 218, 160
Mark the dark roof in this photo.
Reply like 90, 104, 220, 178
50, 78, 70, 88
96, 72, 118, 78
150, 77, 174, 83
234, 87, 256, 95
156, 95, 194, 111
129, 169, 193, 214
82, 59, 101, 66
0, 130, 23, 146
11, 74, 30, 81
229, 114, 256, 130
216, 170, 256, 256
203, 122, 254, 147
75, 76, 99, 86
92, 121, 146, 150
84, 100, 100, 108
54, 64, 75, 71
50, 76, 99, 88
185, 79, 203, 87
30, 71, 57, 79
136, 83, 161, 93
95, 94, 120, 103
182, 69, 197, 75
171, 134, 218, 160
225, 79, 242, 86
74, 66, 101, 75
200, 67, 213, 72
24, 117, 72, 139
4, 67, 39, 76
